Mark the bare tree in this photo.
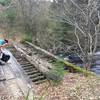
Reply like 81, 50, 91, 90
51, 0, 100, 69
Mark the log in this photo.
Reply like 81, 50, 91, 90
25, 41, 95, 76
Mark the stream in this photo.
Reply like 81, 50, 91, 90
91, 52, 100, 75
62, 52, 100, 75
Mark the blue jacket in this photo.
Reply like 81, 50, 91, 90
0, 39, 6, 46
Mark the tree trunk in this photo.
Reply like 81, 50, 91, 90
84, 54, 93, 70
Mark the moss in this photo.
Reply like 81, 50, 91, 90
59, 59, 95, 76
21, 34, 32, 43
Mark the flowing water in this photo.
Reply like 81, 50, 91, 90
91, 52, 100, 75
63, 52, 100, 75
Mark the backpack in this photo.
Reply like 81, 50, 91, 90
1, 53, 10, 62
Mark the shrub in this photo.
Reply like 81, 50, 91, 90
0, 6, 16, 25
0, 0, 11, 6
5, 7, 16, 24
47, 61, 68, 85
22, 34, 32, 43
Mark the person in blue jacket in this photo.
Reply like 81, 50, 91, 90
0, 39, 8, 49
0, 38, 9, 55
0, 39, 9, 64
0, 39, 9, 81
0, 39, 8, 53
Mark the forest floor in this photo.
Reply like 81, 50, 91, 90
34, 73, 100, 100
